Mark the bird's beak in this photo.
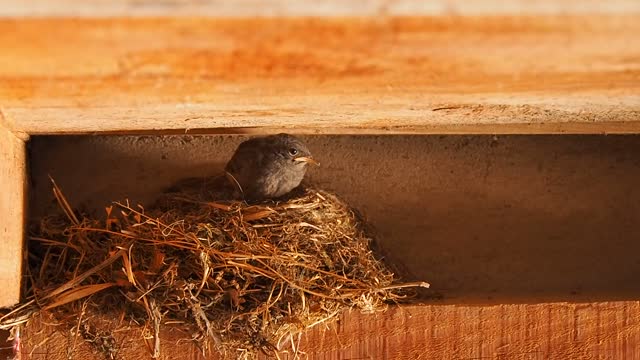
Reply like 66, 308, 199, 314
294, 156, 320, 166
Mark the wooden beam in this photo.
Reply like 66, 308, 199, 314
18, 302, 640, 359
0, 123, 26, 308
1, 16, 639, 135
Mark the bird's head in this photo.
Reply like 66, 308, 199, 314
268, 133, 319, 167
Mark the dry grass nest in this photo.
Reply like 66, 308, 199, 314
1, 179, 428, 359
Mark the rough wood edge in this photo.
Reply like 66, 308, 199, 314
13, 122, 640, 136
0, 122, 27, 308
16, 301, 640, 359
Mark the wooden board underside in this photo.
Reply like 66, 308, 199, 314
0, 124, 25, 308
19, 301, 640, 359
1, 16, 639, 135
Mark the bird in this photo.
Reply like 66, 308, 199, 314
225, 133, 318, 200
162, 133, 318, 203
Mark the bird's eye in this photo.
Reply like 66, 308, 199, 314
288, 148, 298, 156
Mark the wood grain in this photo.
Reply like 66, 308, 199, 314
1, 16, 639, 135
18, 302, 640, 359
0, 123, 26, 308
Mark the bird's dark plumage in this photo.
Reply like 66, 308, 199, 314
225, 133, 317, 200
162, 134, 317, 204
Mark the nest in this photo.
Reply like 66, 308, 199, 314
1, 179, 428, 359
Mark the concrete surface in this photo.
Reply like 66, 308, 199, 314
29, 134, 640, 303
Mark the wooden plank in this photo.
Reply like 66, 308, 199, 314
18, 302, 640, 359
1, 16, 639, 135
0, 0, 639, 17
0, 123, 26, 308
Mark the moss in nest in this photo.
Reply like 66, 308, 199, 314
1, 179, 428, 359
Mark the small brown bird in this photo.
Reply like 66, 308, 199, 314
163, 133, 318, 202
225, 133, 318, 200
